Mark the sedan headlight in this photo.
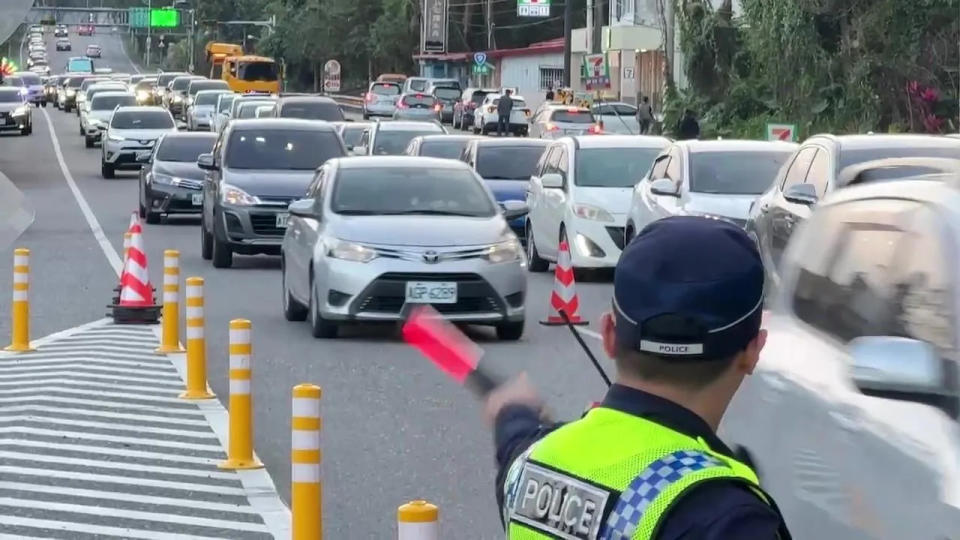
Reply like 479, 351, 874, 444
573, 203, 615, 223
107, 131, 125, 142
152, 173, 176, 185
220, 184, 259, 206
325, 238, 377, 263
484, 239, 523, 263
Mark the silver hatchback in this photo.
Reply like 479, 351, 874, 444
393, 93, 441, 122
280, 157, 529, 340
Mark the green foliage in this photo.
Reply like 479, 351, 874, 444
667, 0, 960, 138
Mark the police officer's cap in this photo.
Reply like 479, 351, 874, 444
614, 216, 763, 360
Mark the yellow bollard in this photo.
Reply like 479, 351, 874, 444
5, 248, 33, 352
156, 250, 185, 354
292, 383, 322, 540
219, 319, 263, 469
180, 277, 214, 399
397, 500, 439, 540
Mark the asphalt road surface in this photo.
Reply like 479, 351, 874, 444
0, 31, 618, 537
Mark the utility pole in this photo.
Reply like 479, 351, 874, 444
486, 0, 493, 50
562, 0, 572, 86
592, 0, 603, 54
586, 0, 592, 53
145, 0, 152, 67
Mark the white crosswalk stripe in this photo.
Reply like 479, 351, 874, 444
0, 320, 284, 539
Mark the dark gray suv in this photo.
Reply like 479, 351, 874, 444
198, 119, 347, 268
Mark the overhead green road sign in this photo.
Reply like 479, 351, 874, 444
151, 8, 179, 28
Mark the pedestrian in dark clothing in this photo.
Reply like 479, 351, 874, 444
677, 108, 701, 140
545, 88, 555, 101
497, 89, 514, 137
637, 96, 654, 134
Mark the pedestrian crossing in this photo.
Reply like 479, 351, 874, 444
0, 320, 286, 539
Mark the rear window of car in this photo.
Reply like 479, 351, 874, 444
226, 129, 344, 170
91, 94, 135, 110
279, 101, 344, 121
575, 147, 664, 187
189, 81, 228, 96
839, 145, 960, 169
340, 125, 366, 147
19, 73, 41, 85
420, 140, 470, 159
476, 145, 548, 180
238, 102, 274, 118
433, 87, 461, 100
68, 58, 93, 72
111, 111, 175, 129
373, 128, 444, 155
469, 91, 490, 104
157, 73, 185, 86
492, 98, 527, 109
370, 83, 400, 96
550, 110, 594, 123
66, 77, 87, 88
331, 168, 495, 217
218, 95, 237, 113
172, 77, 200, 91
195, 91, 226, 106
402, 94, 436, 107
690, 150, 794, 194
156, 135, 217, 162
407, 79, 428, 92
593, 104, 636, 116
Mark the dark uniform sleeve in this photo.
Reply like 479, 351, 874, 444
492, 404, 563, 526
656, 480, 783, 540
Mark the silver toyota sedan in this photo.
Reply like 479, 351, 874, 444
280, 156, 529, 340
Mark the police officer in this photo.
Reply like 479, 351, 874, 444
486, 216, 792, 539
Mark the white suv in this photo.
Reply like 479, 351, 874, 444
101, 106, 177, 178
525, 135, 669, 272
472, 93, 530, 136
720, 176, 960, 539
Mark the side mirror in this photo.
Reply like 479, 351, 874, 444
649, 178, 680, 197
541, 173, 563, 189
288, 198, 318, 218
501, 200, 529, 221
197, 153, 215, 170
783, 182, 818, 206
849, 336, 947, 398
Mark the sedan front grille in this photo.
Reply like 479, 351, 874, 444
176, 178, 203, 190
352, 272, 505, 316
250, 212, 285, 236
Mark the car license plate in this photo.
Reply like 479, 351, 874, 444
191, 193, 203, 206
1, 117, 10, 126
275, 213, 289, 228
405, 282, 457, 304
136, 150, 152, 161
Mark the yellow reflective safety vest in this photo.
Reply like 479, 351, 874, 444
502, 406, 769, 540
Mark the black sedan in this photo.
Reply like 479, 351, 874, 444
139, 132, 217, 224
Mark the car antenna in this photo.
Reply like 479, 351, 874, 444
559, 309, 611, 387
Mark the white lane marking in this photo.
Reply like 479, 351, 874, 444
0, 516, 228, 540
0, 427, 224, 452
0, 406, 210, 427
0, 356, 178, 370
39, 109, 123, 277
37, 343, 163, 355
0, 451, 236, 480
0, 482, 262, 515
0, 416, 217, 440
117, 36, 142, 74
160, 326, 292, 538
0, 467, 246, 496
54, 336, 159, 346
0, 387, 192, 405
0, 397, 205, 416
0, 363, 183, 379
0, 370, 185, 387
0, 499, 271, 534
0, 378, 179, 396
0, 440, 221, 466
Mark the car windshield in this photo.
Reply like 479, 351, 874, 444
434, 87, 460, 100
238, 102, 273, 118
156, 136, 217, 162
402, 94, 436, 107
594, 104, 636, 116
331, 167, 496, 216
189, 81, 228, 96
374, 129, 443, 155
111, 111, 174, 129
575, 147, 663, 187
0, 90, 22, 103
839, 145, 960, 169
225, 130, 343, 170
195, 92, 225, 106
91, 95, 135, 110
237, 61, 278, 82
279, 101, 344, 121
477, 145, 547, 180
690, 150, 794, 194
218, 95, 237, 112
340, 126, 366, 147
68, 58, 93, 72
420, 140, 470, 159
172, 77, 198, 91
550, 110, 594, 123
19, 73, 41, 85
370, 83, 400, 96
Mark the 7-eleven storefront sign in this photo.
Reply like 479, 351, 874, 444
583, 53, 610, 90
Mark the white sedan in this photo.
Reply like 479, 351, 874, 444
525, 135, 669, 272
472, 93, 530, 136
624, 139, 797, 245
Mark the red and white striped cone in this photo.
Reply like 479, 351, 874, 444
129, 211, 141, 232
540, 240, 588, 326
109, 229, 160, 324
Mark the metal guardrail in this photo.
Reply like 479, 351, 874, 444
330, 94, 364, 111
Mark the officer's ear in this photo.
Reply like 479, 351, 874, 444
600, 311, 617, 360
738, 329, 767, 375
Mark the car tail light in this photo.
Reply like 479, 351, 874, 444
365, 93, 375, 102
487, 105, 496, 113
546, 122, 559, 131
397, 100, 407, 109
588, 124, 603, 134
567, 107, 579, 112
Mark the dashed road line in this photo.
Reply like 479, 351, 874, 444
0, 320, 289, 538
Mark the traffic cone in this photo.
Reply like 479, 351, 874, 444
129, 211, 141, 232
108, 229, 160, 324
540, 240, 587, 326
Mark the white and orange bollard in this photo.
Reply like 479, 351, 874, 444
219, 319, 262, 470
180, 277, 214, 399
398, 500, 439, 540
292, 383, 322, 540
156, 250, 185, 354
5, 248, 32, 352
